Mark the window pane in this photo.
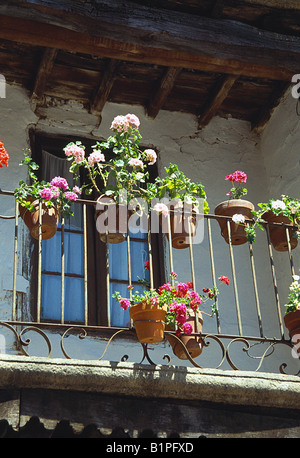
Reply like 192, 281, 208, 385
42, 231, 84, 276
130, 240, 149, 283
109, 242, 128, 281
110, 282, 130, 327
42, 233, 62, 273
41, 274, 61, 320
64, 276, 85, 322
109, 238, 150, 327
41, 274, 84, 322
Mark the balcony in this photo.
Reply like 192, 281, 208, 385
0, 189, 299, 376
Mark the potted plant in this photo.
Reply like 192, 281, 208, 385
14, 151, 81, 240
142, 163, 209, 249
250, 196, 299, 251
214, 170, 255, 245
0, 141, 9, 168
64, 114, 157, 243
284, 275, 300, 353
113, 271, 230, 359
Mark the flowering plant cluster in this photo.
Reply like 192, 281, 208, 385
225, 170, 248, 199
14, 151, 81, 217
0, 141, 9, 168
284, 275, 300, 314
245, 195, 300, 243
141, 162, 209, 216
64, 113, 157, 204
113, 270, 230, 336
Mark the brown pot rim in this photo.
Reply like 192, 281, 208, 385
214, 199, 255, 214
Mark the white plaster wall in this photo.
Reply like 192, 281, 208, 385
0, 84, 299, 373
260, 92, 300, 295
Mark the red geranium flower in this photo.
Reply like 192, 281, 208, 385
218, 275, 230, 285
0, 141, 9, 168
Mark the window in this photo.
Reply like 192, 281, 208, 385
29, 131, 164, 326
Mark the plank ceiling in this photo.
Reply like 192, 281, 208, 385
0, 0, 299, 132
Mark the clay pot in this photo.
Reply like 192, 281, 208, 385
95, 195, 129, 244
129, 301, 166, 344
262, 211, 298, 252
284, 310, 300, 354
19, 200, 60, 240
214, 199, 254, 245
161, 201, 199, 249
166, 312, 203, 360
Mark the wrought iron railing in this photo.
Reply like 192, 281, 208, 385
0, 189, 299, 375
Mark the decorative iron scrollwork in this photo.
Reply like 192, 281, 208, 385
0, 321, 299, 376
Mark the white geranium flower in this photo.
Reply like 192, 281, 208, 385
232, 213, 245, 224
292, 275, 300, 282
271, 200, 286, 211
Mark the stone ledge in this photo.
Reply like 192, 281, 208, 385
0, 354, 300, 410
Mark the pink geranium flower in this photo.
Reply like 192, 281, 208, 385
110, 115, 130, 133
64, 144, 85, 163
128, 158, 144, 169
144, 149, 157, 165
225, 170, 247, 183
88, 151, 105, 166
125, 113, 140, 129
182, 322, 193, 335
40, 187, 53, 201
50, 176, 68, 191
64, 191, 78, 202
119, 298, 130, 311
153, 202, 169, 217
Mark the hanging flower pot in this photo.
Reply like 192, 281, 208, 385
214, 199, 254, 245
95, 195, 129, 244
129, 300, 166, 344
262, 211, 298, 252
19, 199, 60, 240
166, 311, 203, 360
157, 201, 199, 249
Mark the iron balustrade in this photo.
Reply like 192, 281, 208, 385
0, 189, 299, 373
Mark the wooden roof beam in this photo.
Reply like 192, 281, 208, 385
32, 47, 58, 100
0, 1, 299, 81
147, 67, 181, 119
90, 59, 119, 116
198, 75, 238, 129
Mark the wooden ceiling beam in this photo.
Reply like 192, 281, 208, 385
90, 59, 120, 116
147, 67, 181, 119
32, 47, 58, 99
240, 0, 300, 10
0, 1, 299, 81
251, 82, 290, 133
198, 75, 238, 129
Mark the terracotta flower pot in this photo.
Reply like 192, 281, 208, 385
95, 195, 129, 244
262, 211, 298, 252
161, 201, 199, 249
129, 301, 166, 344
166, 312, 203, 360
214, 199, 254, 245
19, 199, 60, 240
284, 310, 300, 355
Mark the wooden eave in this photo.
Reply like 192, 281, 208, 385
0, 0, 299, 131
